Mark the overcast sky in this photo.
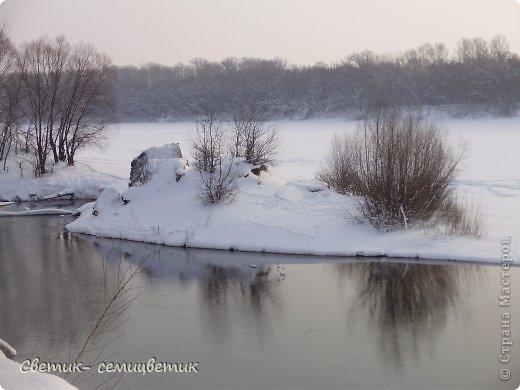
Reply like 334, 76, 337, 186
1, 0, 520, 66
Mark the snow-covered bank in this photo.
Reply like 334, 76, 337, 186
0, 340, 16, 360
0, 352, 77, 390
67, 156, 515, 264
0, 160, 127, 202
0, 339, 76, 390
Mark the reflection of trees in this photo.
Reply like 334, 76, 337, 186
201, 264, 276, 310
334, 261, 483, 368
0, 218, 104, 360
0, 218, 143, 389
199, 264, 282, 344
87, 237, 286, 344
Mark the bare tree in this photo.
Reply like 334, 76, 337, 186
232, 101, 280, 166
1, 78, 23, 170
17, 37, 69, 174
58, 43, 115, 165
17, 36, 115, 175
0, 26, 21, 170
192, 104, 238, 203
192, 106, 223, 173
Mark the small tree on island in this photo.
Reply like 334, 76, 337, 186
232, 100, 280, 166
192, 103, 238, 204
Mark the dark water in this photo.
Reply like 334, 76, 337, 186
0, 216, 519, 390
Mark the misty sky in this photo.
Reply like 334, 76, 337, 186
1, 0, 520, 66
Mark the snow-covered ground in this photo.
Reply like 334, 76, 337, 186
61, 117, 520, 264
0, 350, 76, 390
0, 158, 126, 202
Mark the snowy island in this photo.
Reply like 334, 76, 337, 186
65, 141, 504, 264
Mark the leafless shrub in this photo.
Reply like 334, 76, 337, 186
198, 158, 238, 204
192, 106, 238, 203
317, 134, 355, 194
12, 154, 38, 178
192, 109, 224, 173
433, 195, 486, 237
319, 109, 462, 230
24, 246, 148, 389
65, 252, 148, 388
232, 102, 280, 166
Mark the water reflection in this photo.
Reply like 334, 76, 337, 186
198, 263, 282, 345
200, 264, 278, 310
92, 238, 284, 345
2, 217, 515, 390
333, 261, 484, 368
0, 219, 146, 388
0, 218, 105, 360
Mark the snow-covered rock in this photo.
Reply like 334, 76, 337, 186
129, 143, 183, 187
143, 143, 183, 160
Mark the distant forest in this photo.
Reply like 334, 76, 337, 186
115, 36, 520, 121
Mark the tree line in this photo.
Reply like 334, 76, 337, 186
2, 32, 519, 177
0, 29, 115, 176
116, 35, 520, 121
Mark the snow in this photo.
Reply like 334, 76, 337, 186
0, 351, 76, 390
0, 160, 127, 202
3, 118, 519, 263
0, 339, 16, 359
141, 143, 182, 159
0, 208, 74, 217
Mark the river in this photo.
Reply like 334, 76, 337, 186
0, 215, 518, 389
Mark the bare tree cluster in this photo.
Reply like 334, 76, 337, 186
192, 101, 280, 203
17, 36, 115, 175
0, 31, 115, 176
319, 109, 464, 230
115, 36, 520, 121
